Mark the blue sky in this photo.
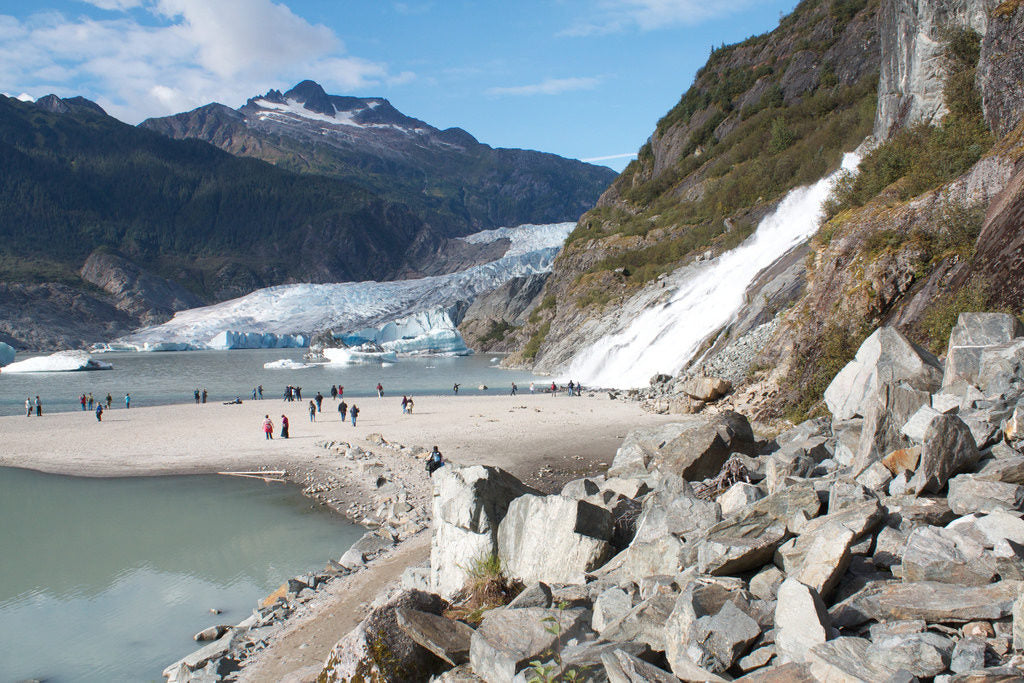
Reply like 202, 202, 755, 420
0, 0, 798, 171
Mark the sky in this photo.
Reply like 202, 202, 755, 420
0, 0, 799, 172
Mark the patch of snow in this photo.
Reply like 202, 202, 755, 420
0, 341, 15, 366
253, 98, 415, 133
122, 223, 572, 351
323, 346, 397, 365
17, 93, 34, 102
3, 350, 112, 373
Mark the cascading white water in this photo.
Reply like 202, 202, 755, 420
565, 152, 861, 389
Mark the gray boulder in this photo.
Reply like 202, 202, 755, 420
854, 381, 931, 471
592, 587, 633, 634
976, 455, 1024, 484
977, 338, 1024, 395
632, 487, 721, 545
498, 494, 613, 585
591, 535, 686, 584
866, 631, 954, 678
829, 580, 1023, 628
608, 412, 755, 480
901, 525, 997, 585
395, 608, 475, 666
664, 580, 756, 676
805, 637, 898, 681
824, 327, 942, 422
507, 582, 553, 609
430, 465, 539, 598
469, 606, 590, 683
910, 413, 981, 494
601, 648, 688, 683
944, 313, 1024, 387
774, 578, 830, 664
600, 594, 677, 651
719, 482, 765, 516
318, 589, 446, 682
948, 474, 1024, 516
950, 637, 987, 674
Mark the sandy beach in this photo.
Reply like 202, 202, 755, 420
1, 391, 678, 680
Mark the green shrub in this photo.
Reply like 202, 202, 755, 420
918, 278, 992, 354
783, 322, 871, 422
523, 321, 551, 360
479, 320, 513, 344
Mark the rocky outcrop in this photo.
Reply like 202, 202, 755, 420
458, 274, 548, 352
874, 0, 995, 139
80, 250, 205, 326
979, 2, 1024, 137
0, 281, 134, 350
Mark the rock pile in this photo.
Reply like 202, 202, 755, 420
315, 313, 1024, 681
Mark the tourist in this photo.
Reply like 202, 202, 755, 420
35, 396, 42, 416
511, 382, 517, 396
530, 382, 535, 393
106, 393, 112, 409
338, 400, 348, 421
338, 385, 343, 399
95, 403, 103, 422
87, 393, 94, 410
308, 400, 316, 422
201, 389, 207, 404
401, 395, 408, 413
258, 385, 263, 400
295, 386, 302, 400
79, 393, 86, 411
350, 404, 359, 426
426, 446, 444, 475
25, 397, 31, 417
453, 383, 460, 394
125, 393, 131, 409
568, 380, 575, 396
252, 387, 257, 400
376, 382, 383, 398
407, 397, 414, 414
550, 381, 556, 395
280, 414, 289, 438
263, 415, 274, 439
194, 388, 200, 404
330, 384, 338, 400
315, 391, 323, 411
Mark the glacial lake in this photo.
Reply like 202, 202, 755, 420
0, 466, 363, 682
0, 348, 549, 416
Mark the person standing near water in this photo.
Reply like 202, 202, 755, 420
376, 383, 383, 398
401, 395, 408, 413
309, 400, 316, 422
26, 398, 31, 417
511, 382, 517, 396
280, 414, 289, 438
350, 405, 359, 426
35, 396, 42, 416
106, 393, 112, 409
194, 389, 200, 404
201, 389, 207, 404
315, 391, 323, 412
453, 383, 460, 394
125, 393, 131, 409
263, 415, 274, 439
338, 400, 347, 421
258, 385, 263, 400
80, 394, 86, 411
95, 403, 103, 421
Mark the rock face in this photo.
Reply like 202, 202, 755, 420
979, 2, 1024, 137
458, 274, 548, 352
874, 0, 994, 139
80, 250, 205, 326
944, 313, 1024, 386
430, 465, 539, 599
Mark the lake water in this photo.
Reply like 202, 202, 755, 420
0, 348, 549, 417
0, 466, 363, 682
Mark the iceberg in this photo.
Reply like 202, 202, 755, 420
0, 342, 14, 366
120, 222, 573, 351
343, 307, 469, 356
3, 350, 113, 373
263, 359, 317, 370
208, 331, 309, 350
323, 346, 398, 365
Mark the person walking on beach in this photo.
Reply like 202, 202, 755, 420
35, 396, 42, 416
263, 415, 274, 440
530, 382, 535, 393
315, 391, 323, 412
125, 393, 131, 409
401, 395, 408, 414
252, 387, 257, 400
87, 393, 94, 410
376, 383, 383, 398
258, 385, 263, 400
280, 414, 289, 438
338, 385, 343, 399
550, 381, 556, 395
308, 400, 316, 422
568, 380, 575, 396
426, 446, 444, 475
406, 397, 414, 414
330, 385, 338, 400
201, 389, 207, 404
106, 393, 112, 409
80, 394, 86, 411
95, 403, 103, 422
350, 404, 359, 426
510, 382, 517, 396
194, 389, 200, 404
338, 400, 347, 421
453, 383, 460, 394
296, 386, 302, 401
26, 397, 31, 417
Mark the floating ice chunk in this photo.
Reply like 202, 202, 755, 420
208, 331, 309, 350
0, 342, 14, 366
3, 350, 112, 373
263, 359, 317, 370
323, 346, 398, 365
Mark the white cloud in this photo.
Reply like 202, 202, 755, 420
561, 0, 760, 36
0, 1, 413, 123
487, 76, 601, 97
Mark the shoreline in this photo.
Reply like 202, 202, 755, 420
1, 391, 679, 680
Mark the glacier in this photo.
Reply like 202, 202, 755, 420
3, 350, 113, 373
121, 222, 573, 352
564, 152, 862, 389
0, 342, 14, 366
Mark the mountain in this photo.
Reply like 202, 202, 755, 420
141, 80, 617, 235
505, 0, 1024, 421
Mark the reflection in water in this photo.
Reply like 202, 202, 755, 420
0, 467, 361, 682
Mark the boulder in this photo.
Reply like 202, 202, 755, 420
680, 375, 733, 402
866, 631, 954, 678
805, 637, 898, 681
719, 482, 765, 516
789, 525, 856, 599
497, 494, 613, 585
684, 599, 762, 673
608, 413, 755, 480
882, 446, 922, 476
731, 661, 817, 681
948, 474, 1024, 516
664, 581, 757, 676
601, 648, 688, 683
944, 313, 1024, 387
976, 455, 1024, 485
395, 608, 475, 666
632, 487, 721, 545
902, 405, 942, 442
829, 580, 1022, 628
506, 582, 553, 609
901, 525, 997, 585
430, 465, 539, 598
600, 594, 677, 651
591, 535, 686, 584
592, 587, 633, 634
468, 606, 590, 683
546, 641, 653, 683
977, 338, 1024, 396
773, 579, 830, 663
910, 413, 981, 494
856, 461, 894, 491
561, 477, 602, 500
319, 589, 446, 682
950, 637, 987, 674
853, 381, 931, 471
824, 327, 942, 422
749, 565, 785, 601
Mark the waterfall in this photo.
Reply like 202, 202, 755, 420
565, 151, 861, 389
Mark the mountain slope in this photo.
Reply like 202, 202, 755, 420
142, 80, 617, 235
